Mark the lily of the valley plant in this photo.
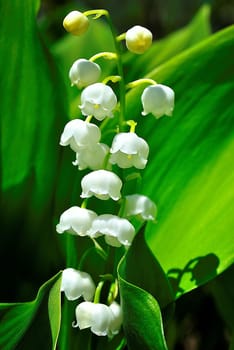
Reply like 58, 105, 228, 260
56, 6, 175, 346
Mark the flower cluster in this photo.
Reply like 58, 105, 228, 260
57, 7, 174, 340
61, 268, 122, 337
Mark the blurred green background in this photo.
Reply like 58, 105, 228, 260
39, 0, 234, 40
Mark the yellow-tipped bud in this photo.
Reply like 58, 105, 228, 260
63, 11, 89, 36
125, 25, 153, 54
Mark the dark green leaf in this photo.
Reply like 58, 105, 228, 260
119, 225, 174, 312
118, 273, 168, 350
0, 272, 61, 350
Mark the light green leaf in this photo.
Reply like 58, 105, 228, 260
0, 272, 61, 350
122, 25, 234, 296
48, 274, 62, 350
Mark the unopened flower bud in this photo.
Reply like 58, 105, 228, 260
141, 84, 175, 118
63, 11, 89, 36
61, 268, 95, 301
69, 59, 101, 88
125, 25, 152, 54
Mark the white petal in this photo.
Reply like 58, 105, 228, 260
69, 59, 101, 88
108, 302, 123, 335
60, 119, 101, 152
110, 132, 149, 169
73, 143, 109, 170
88, 214, 135, 247
74, 302, 112, 336
61, 268, 95, 301
56, 206, 97, 235
81, 170, 122, 201
141, 84, 175, 118
123, 194, 157, 220
80, 83, 117, 120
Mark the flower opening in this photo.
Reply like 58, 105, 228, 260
141, 84, 175, 118
79, 83, 117, 121
110, 132, 149, 169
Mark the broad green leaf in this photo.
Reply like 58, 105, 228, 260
123, 4, 211, 81
118, 272, 168, 350
121, 25, 234, 296
0, 0, 71, 297
0, 272, 61, 350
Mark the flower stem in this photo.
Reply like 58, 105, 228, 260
59, 298, 73, 350
104, 11, 126, 130
116, 337, 127, 350
89, 51, 117, 62
94, 280, 105, 303
102, 75, 121, 85
126, 119, 137, 133
126, 78, 157, 89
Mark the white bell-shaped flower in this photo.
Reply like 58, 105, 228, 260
123, 194, 157, 221
141, 84, 175, 119
73, 143, 109, 170
79, 83, 117, 121
81, 170, 122, 201
88, 214, 135, 247
61, 268, 95, 301
69, 59, 101, 88
73, 301, 113, 336
110, 132, 149, 169
60, 119, 101, 152
56, 206, 97, 236
108, 302, 123, 336
125, 25, 152, 54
